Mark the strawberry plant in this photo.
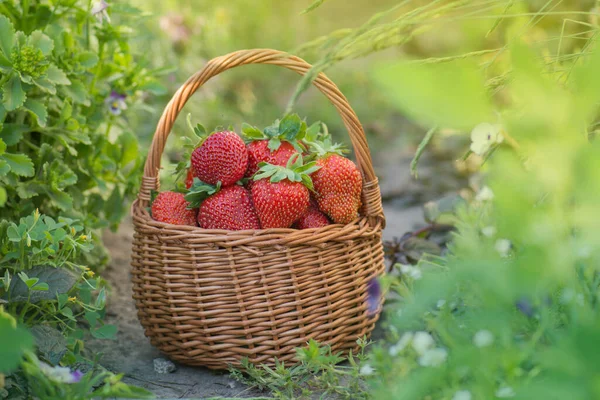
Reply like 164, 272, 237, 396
0, 1, 165, 233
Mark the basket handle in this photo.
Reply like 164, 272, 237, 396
139, 49, 384, 228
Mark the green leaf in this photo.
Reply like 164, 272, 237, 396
268, 138, 281, 152
27, 30, 53, 56
2, 75, 26, 111
16, 181, 45, 199
85, 311, 100, 327
91, 324, 117, 340
45, 64, 70, 85
47, 188, 73, 210
372, 59, 493, 131
302, 0, 329, 14
6, 265, 77, 303
95, 287, 106, 309
0, 137, 5, 155
570, 39, 600, 125
63, 80, 88, 105
0, 52, 11, 71
0, 312, 33, 373
138, 80, 167, 95
32, 282, 49, 291
0, 15, 15, 59
23, 98, 48, 127
3, 153, 34, 177
241, 123, 264, 140
32, 77, 56, 94
279, 113, 304, 141
1, 123, 28, 145
0, 186, 6, 206
31, 325, 67, 366
77, 51, 99, 68
185, 179, 221, 208
117, 131, 139, 166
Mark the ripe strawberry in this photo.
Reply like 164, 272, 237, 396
293, 201, 330, 229
151, 191, 197, 226
185, 168, 194, 189
251, 154, 319, 229
308, 139, 362, 224
196, 185, 260, 230
246, 140, 297, 178
242, 114, 308, 178
191, 130, 248, 187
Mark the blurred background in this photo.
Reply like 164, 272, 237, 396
119, 0, 597, 205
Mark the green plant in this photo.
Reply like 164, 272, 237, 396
231, 338, 371, 400
359, 10, 600, 400
0, 211, 144, 398
0, 1, 165, 233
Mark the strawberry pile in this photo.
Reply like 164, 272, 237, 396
150, 114, 363, 230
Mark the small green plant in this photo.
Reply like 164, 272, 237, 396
230, 338, 371, 400
0, 1, 165, 234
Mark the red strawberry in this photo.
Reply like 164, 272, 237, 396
293, 202, 330, 229
151, 191, 197, 226
251, 154, 319, 229
185, 168, 194, 189
306, 138, 362, 224
197, 185, 260, 230
191, 131, 248, 187
245, 140, 296, 178
241, 114, 308, 178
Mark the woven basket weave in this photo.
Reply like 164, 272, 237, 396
131, 49, 386, 370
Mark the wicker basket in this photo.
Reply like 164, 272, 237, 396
130, 49, 386, 370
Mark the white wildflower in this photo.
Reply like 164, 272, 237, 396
400, 264, 422, 280
476, 186, 495, 202
470, 123, 504, 156
453, 390, 473, 400
473, 330, 494, 348
496, 386, 515, 398
91, 0, 110, 23
359, 364, 375, 376
411, 331, 434, 355
390, 332, 415, 356
495, 239, 512, 257
38, 361, 83, 384
418, 347, 448, 367
482, 226, 497, 237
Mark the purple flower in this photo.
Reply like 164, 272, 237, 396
91, 0, 110, 23
516, 297, 534, 317
366, 278, 381, 316
70, 370, 84, 383
105, 91, 127, 115
37, 361, 84, 384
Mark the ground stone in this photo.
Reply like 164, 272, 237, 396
154, 358, 177, 374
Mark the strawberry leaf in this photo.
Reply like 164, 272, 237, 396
185, 179, 220, 208
267, 137, 281, 152
241, 123, 264, 140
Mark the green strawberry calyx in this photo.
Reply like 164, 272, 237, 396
242, 113, 318, 153
305, 135, 348, 159
184, 178, 222, 209
253, 153, 321, 191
